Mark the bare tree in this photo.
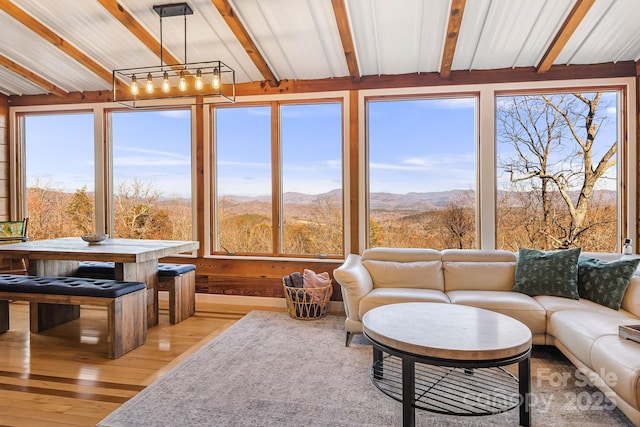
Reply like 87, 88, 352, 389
439, 190, 475, 249
497, 93, 616, 249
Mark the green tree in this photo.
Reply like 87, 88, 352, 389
66, 185, 94, 235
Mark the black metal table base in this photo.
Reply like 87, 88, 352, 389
368, 337, 531, 427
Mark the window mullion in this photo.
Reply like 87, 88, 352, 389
271, 101, 282, 255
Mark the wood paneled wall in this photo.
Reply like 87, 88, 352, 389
0, 96, 8, 221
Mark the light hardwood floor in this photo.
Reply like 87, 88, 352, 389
0, 298, 269, 426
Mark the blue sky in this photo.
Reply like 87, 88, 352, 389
368, 97, 476, 193
23, 91, 618, 199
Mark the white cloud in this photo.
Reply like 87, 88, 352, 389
157, 110, 190, 119
430, 98, 476, 109
113, 145, 190, 167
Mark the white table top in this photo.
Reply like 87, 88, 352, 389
362, 302, 532, 361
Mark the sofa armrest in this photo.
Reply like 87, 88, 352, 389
333, 254, 373, 321
622, 273, 640, 318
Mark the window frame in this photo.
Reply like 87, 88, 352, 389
357, 77, 635, 252
493, 85, 629, 251
210, 96, 347, 259
10, 103, 198, 250
364, 92, 480, 250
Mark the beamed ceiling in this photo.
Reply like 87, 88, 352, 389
1, 0, 639, 104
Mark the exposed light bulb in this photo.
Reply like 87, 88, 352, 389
130, 75, 139, 96
179, 71, 187, 91
162, 71, 170, 93
195, 69, 203, 90
145, 73, 154, 94
212, 67, 220, 90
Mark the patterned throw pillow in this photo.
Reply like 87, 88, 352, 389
578, 257, 640, 310
513, 248, 581, 299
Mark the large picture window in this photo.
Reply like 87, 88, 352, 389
214, 105, 273, 254
110, 109, 192, 240
281, 103, 343, 256
367, 97, 477, 249
213, 101, 344, 257
24, 112, 95, 240
495, 91, 619, 252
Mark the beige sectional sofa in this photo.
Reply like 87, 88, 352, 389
333, 247, 640, 425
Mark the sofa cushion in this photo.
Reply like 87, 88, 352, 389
441, 249, 516, 263
443, 262, 516, 292
548, 310, 637, 367
447, 290, 546, 339
578, 257, 640, 310
513, 247, 581, 299
358, 288, 449, 319
362, 259, 444, 290
534, 295, 635, 319
591, 335, 640, 410
362, 247, 441, 262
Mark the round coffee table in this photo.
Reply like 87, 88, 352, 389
362, 302, 532, 427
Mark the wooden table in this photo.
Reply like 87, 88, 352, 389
0, 237, 199, 327
362, 302, 532, 427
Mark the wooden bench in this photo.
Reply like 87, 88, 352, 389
0, 274, 147, 358
77, 262, 196, 324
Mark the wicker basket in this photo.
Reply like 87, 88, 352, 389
283, 276, 333, 320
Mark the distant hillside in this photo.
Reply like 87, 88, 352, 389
219, 188, 616, 211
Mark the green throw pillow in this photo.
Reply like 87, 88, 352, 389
578, 257, 640, 310
513, 248, 581, 299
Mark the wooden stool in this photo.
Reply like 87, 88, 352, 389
77, 261, 196, 324
157, 264, 196, 324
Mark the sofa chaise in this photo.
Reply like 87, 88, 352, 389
333, 247, 640, 425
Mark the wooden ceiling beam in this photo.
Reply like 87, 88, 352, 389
0, 2, 113, 85
536, 0, 595, 73
0, 54, 67, 97
96, 0, 182, 70
331, 0, 360, 82
210, 0, 278, 87
440, 0, 466, 79
9, 61, 636, 107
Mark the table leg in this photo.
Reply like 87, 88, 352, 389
519, 354, 531, 426
402, 357, 415, 427
115, 260, 159, 327
27, 260, 81, 330
373, 346, 383, 379
29, 259, 78, 276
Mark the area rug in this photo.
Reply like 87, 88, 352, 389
98, 311, 634, 426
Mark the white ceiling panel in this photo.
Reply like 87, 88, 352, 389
417, 0, 449, 73
13, 0, 162, 78
230, 0, 348, 81
0, 9, 108, 94
511, 0, 575, 68
455, 0, 560, 70
554, 0, 612, 65
451, 0, 492, 70
0, 67, 44, 96
348, 0, 450, 76
558, 0, 640, 65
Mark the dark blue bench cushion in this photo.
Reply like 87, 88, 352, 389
157, 263, 196, 277
77, 261, 195, 278
0, 274, 145, 298
77, 261, 115, 278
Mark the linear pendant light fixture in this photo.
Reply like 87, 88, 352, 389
112, 2, 235, 108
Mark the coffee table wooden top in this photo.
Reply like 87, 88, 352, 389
362, 302, 532, 361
